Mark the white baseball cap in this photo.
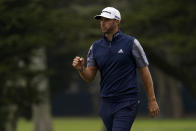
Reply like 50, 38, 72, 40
94, 7, 121, 21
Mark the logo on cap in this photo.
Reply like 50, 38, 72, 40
102, 11, 111, 14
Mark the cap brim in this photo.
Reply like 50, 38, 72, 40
94, 14, 114, 20
94, 15, 101, 20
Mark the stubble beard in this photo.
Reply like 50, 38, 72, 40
101, 22, 116, 34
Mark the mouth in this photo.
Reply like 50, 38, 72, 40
101, 26, 107, 30
101, 28, 107, 32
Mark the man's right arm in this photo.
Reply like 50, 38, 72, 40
79, 66, 98, 82
72, 56, 97, 82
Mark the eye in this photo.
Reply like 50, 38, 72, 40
105, 18, 110, 21
100, 18, 111, 22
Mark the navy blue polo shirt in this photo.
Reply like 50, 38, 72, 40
87, 30, 149, 102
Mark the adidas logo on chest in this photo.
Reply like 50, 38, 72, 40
118, 49, 124, 54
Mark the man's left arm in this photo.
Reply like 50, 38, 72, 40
139, 66, 160, 117
132, 38, 159, 117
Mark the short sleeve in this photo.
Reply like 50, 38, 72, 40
87, 44, 97, 67
132, 39, 149, 68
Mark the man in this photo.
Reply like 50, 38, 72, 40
72, 7, 159, 131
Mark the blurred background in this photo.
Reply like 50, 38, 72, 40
0, 0, 196, 131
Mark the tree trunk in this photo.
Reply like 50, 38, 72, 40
30, 48, 53, 131
155, 67, 171, 117
32, 78, 53, 131
169, 77, 183, 118
0, 105, 18, 131
154, 67, 183, 118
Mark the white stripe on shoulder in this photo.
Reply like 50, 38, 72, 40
134, 39, 142, 49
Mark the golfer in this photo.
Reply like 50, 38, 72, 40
72, 7, 159, 131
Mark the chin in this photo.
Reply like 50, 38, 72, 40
101, 29, 108, 33
101, 28, 107, 33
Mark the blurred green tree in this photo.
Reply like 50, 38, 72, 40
120, 0, 196, 95
117, 0, 196, 118
0, 0, 106, 130
0, 0, 61, 130
1, 0, 196, 130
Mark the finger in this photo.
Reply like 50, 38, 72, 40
73, 61, 79, 65
76, 57, 81, 61
150, 111, 155, 117
79, 57, 85, 64
73, 56, 80, 61
72, 63, 76, 67
79, 58, 83, 62
152, 108, 159, 117
80, 57, 84, 61
74, 58, 81, 62
153, 111, 157, 117
149, 109, 156, 117
73, 59, 80, 64
73, 59, 79, 62
152, 111, 157, 117
155, 111, 159, 116
74, 58, 80, 62
72, 61, 78, 65
155, 108, 160, 116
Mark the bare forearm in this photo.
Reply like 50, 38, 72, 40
140, 67, 156, 101
139, 66, 159, 117
79, 68, 93, 82
78, 67, 97, 82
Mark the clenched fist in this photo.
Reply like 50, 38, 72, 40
72, 56, 84, 72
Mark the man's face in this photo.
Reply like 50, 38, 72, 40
100, 17, 117, 33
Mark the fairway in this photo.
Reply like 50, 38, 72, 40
132, 118, 196, 131
18, 117, 196, 131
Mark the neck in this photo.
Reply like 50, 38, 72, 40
105, 28, 118, 41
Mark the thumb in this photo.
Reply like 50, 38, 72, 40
79, 57, 85, 64
80, 57, 84, 62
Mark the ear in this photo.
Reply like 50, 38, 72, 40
116, 20, 120, 25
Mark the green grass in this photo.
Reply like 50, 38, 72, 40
18, 117, 196, 131
53, 117, 103, 131
132, 118, 196, 131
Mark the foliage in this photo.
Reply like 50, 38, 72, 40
0, 0, 60, 122
0, 0, 105, 120
0, 0, 196, 127
120, 0, 196, 94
